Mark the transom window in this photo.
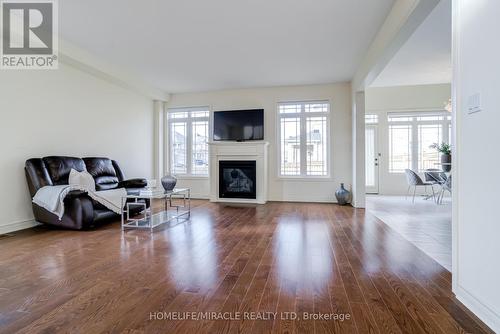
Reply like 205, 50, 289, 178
388, 112, 451, 173
167, 107, 210, 176
365, 114, 379, 124
278, 101, 330, 177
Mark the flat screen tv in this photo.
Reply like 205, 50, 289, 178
213, 109, 264, 141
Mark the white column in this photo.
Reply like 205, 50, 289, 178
351, 91, 366, 208
153, 100, 165, 185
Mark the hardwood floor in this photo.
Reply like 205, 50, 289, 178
0, 200, 492, 333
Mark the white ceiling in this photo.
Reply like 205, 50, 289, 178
59, 0, 394, 93
371, 0, 451, 88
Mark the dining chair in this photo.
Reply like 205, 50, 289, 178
405, 169, 436, 203
437, 174, 452, 204
424, 169, 445, 201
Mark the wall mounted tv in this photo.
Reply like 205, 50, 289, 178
213, 109, 264, 141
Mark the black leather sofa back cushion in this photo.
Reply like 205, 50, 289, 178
83, 157, 120, 191
25, 158, 53, 197
42, 156, 86, 185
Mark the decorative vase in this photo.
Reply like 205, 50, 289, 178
161, 175, 177, 191
441, 154, 451, 172
335, 183, 350, 205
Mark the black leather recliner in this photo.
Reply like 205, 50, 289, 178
25, 156, 149, 230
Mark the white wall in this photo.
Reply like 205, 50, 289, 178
366, 84, 451, 195
366, 84, 451, 112
167, 83, 352, 202
453, 0, 500, 331
0, 64, 154, 233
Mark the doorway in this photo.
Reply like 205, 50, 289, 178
365, 124, 379, 194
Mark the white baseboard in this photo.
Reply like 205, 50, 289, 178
0, 219, 39, 235
189, 194, 210, 200
190, 195, 337, 204
455, 285, 500, 333
268, 197, 337, 204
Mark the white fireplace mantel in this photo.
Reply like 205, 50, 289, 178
208, 141, 269, 204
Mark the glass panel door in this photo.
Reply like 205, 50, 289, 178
365, 125, 379, 194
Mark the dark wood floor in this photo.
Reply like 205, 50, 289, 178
0, 200, 492, 334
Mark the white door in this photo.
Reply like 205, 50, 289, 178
365, 125, 379, 194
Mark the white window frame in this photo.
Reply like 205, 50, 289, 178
365, 114, 379, 124
388, 111, 452, 173
166, 106, 210, 177
277, 100, 331, 179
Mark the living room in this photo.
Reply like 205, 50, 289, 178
1, 0, 500, 333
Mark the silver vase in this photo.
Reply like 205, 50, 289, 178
161, 175, 177, 191
335, 183, 350, 205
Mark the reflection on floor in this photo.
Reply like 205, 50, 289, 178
366, 195, 452, 271
2, 200, 492, 333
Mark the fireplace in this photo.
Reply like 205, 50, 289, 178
219, 160, 257, 199
209, 141, 268, 204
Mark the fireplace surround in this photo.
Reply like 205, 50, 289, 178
208, 141, 269, 204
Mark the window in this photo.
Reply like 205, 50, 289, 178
278, 101, 330, 177
389, 124, 412, 173
365, 114, 379, 124
168, 107, 209, 176
388, 112, 451, 173
418, 124, 442, 170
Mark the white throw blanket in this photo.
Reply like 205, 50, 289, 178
32, 185, 80, 219
32, 169, 127, 219
86, 188, 127, 215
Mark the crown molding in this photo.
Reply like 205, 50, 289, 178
59, 40, 170, 102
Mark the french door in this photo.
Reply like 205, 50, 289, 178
365, 125, 379, 194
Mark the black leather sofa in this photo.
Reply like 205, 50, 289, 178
25, 156, 149, 230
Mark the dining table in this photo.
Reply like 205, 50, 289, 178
432, 162, 452, 204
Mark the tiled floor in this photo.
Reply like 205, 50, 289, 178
366, 195, 452, 271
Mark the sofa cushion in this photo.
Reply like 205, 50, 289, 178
94, 177, 120, 191
83, 157, 119, 191
43, 156, 86, 185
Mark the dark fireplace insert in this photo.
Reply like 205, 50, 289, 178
219, 160, 256, 199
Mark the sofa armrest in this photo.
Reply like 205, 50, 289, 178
118, 178, 147, 189
33, 196, 94, 230
111, 160, 126, 181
